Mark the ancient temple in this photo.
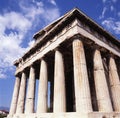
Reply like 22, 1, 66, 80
7, 8, 120, 118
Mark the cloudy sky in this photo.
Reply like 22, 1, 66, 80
0, 0, 120, 109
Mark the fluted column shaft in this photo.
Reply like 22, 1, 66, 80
37, 60, 48, 113
72, 39, 92, 112
94, 49, 113, 112
109, 56, 120, 111
25, 66, 36, 113
9, 76, 20, 115
53, 50, 66, 113
16, 72, 27, 113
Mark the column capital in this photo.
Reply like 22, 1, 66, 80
15, 73, 21, 78
92, 44, 102, 51
108, 52, 117, 59
20, 69, 27, 74
52, 47, 64, 56
29, 62, 36, 69
30, 63, 34, 67
53, 47, 60, 52
72, 34, 83, 41
39, 54, 48, 61
90, 43, 107, 53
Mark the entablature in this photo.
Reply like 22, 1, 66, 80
14, 17, 120, 75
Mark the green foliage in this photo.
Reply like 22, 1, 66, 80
0, 114, 7, 118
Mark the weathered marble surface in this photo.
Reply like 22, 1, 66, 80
7, 112, 120, 118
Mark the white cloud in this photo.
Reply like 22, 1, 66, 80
27, 40, 35, 50
112, 0, 117, 3
100, 0, 120, 36
102, 0, 117, 3
0, 0, 60, 79
48, 0, 57, 6
102, 18, 120, 34
19, 0, 60, 25
19, 1, 44, 20
0, 11, 31, 68
110, 5, 114, 12
102, 0, 107, 3
0, 69, 6, 79
32, 0, 44, 7
5, 12, 32, 32
99, 7, 107, 19
42, 8, 60, 24
118, 12, 120, 17
100, 0, 119, 19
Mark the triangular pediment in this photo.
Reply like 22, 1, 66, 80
33, 8, 120, 45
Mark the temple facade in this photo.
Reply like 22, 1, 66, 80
7, 8, 120, 118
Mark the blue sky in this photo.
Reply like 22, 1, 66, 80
0, 0, 120, 109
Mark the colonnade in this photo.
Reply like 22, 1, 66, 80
9, 38, 120, 116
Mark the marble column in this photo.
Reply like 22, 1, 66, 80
72, 39, 92, 112
53, 50, 66, 113
93, 49, 113, 112
37, 60, 48, 113
9, 76, 20, 115
25, 66, 36, 113
109, 56, 120, 111
16, 72, 27, 113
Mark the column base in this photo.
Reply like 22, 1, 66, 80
7, 112, 120, 118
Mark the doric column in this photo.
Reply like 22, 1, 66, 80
16, 72, 27, 113
9, 76, 20, 115
53, 50, 66, 113
50, 80, 54, 111
37, 59, 48, 113
109, 55, 120, 111
93, 49, 113, 112
72, 39, 92, 112
25, 66, 36, 113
